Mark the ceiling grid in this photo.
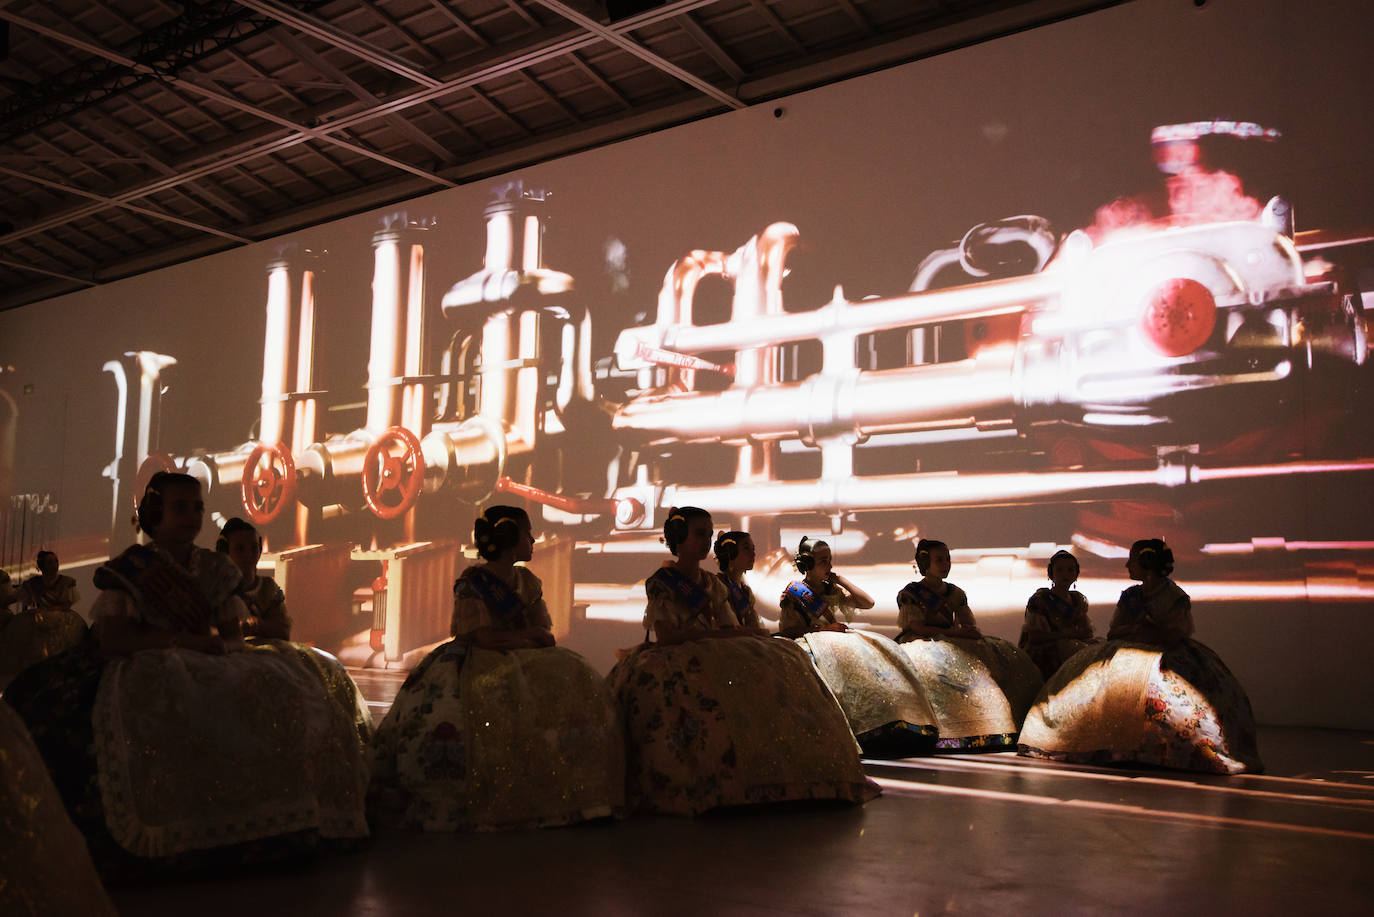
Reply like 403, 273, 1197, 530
0, 0, 1120, 310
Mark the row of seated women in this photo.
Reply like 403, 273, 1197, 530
2, 483, 1260, 900
771, 533, 1259, 774
0, 552, 90, 691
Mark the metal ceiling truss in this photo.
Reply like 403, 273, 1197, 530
0, 0, 1120, 311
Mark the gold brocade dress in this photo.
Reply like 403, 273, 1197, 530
608, 564, 877, 815
1018, 580, 1262, 774
780, 579, 938, 756
239, 575, 374, 745
0, 701, 115, 917
368, 564, 625, 831
3, 544, 370, 878
896, 581, 1044, 748
0, 575, 88, 691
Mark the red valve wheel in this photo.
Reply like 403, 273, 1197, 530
131, 452, 178, 525
241, 442, 297, 526
362, 426, 425, 520
1139, 277, 1216, 357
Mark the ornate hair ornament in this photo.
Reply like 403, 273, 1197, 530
494, 516, 520, 529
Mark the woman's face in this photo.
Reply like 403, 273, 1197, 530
224, 530, 261, 582
1049, 556, 1078, 589
924, 547, 952, 580
734, 536, 756, 572
514, 521, 536, 563
811, 545, 833, 577
155, 483, 204, 545
678, 516, 714, 563
1125, 551, 1145, 581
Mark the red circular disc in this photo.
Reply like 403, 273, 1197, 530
1140, 277, 1216, 357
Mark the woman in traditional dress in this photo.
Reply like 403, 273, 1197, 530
896, 539, 1043, 748
2, 472, 369, 878
713, 530, 767, 632
217, 517, 372, 743
368, 505, 624, 831
779, 537, 937, 756
0, 701, 115, 916
609, 507, 875, 815
0, 551, 89, 690
1019, 550, 1099, 680
1018, 539, 1262, 774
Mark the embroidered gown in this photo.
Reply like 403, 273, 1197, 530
895, 581, 1044, 748
1018, 579, 1262, 774
779, 578, 938, 756
368, 563, 625, 831
0, 574, 88, 690
239, 574, 374, 745
2, 544, 369, 878
0, 701, 115, 916
1019, 587, 1099, 680
608, 564, 876, 815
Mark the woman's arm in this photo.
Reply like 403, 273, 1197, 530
830, 573, 874, 611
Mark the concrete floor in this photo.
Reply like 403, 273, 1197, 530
107, 725, 1374, 917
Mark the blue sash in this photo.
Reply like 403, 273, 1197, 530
647, 566, 713, 627
898, 581, 955, 629
783, 580, 828, 627
456, 566, 530, 629
1042, 589, 1078, 625
719, 574, 753, 622
1116, 585, 1147, 623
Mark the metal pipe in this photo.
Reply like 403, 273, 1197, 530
612, 350, 1016, 444
654, 456, 1374, 518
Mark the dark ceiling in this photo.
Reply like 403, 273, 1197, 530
0, 0, 1119, 312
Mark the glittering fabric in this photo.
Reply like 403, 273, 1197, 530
245, 639, 374, 745
609, 637, 878, 815
1019, 638, 1262, 774
896, 638, 1018, 749
368, 640, 625, 831
0, 609, 89, 690
945, 636, 1044, 725
4, 646, 338, 879
791, 630, 938, 756
0, 701, 115, 917
92, 647, 369, 858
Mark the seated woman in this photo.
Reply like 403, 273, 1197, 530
896, 539, 1044, 748
0, 702, 115, 916
1018, 539, 1262, 774
218, 517, 372, 743
609, 508, 875, 815
0, 551, 89, 691
369, 506, 624, 832
779, 537, 937, 757
713, 530, 767, 632
3, 472, 368, 878
1019, 550, 1100, 680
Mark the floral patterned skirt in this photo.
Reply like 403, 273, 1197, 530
368, 641, 626, 831
792, 631, 938, 757
1017, 639, 1263, 774
0, 609, 89, 690
609, 637, 878, 815
0, 700, 116, 915
895, 637, 1020, 750
3, 642, 369, 880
